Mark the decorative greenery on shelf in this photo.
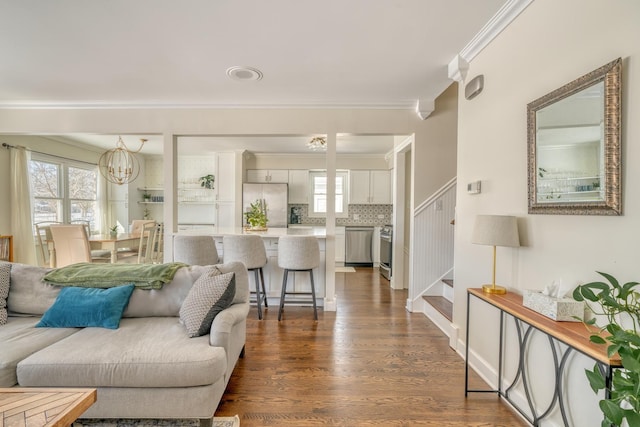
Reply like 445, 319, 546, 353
573, 272, 640, 427
244, 199, 268, 229
199, 174, 215, 189
142, 192, 151, 201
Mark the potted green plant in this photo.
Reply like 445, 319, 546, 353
109, 225, 119, 237
244, 199, 268, 230
142, 192, 151, 202
573, 272, 640, 427
199, 174, 215, 190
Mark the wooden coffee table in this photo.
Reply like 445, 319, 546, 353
0, 388, 96, 427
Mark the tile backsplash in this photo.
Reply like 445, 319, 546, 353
289, 204, 392, 227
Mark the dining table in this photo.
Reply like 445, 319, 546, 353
89, 233, 141, 264
47, 233, 141, 267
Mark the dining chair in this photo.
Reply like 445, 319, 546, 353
70, 219, 113, 263
136, 222, 158, 264
151, 223, 164, 263
34, 221, 61, 267
131, 219, 156, 236
48, 224, 93, 267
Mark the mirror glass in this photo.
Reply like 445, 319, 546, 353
527, 58, 622, 215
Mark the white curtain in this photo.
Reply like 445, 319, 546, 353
10, 146, 37, 265
97, 173, 109, 235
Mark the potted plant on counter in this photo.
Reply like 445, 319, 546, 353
573, 272, 640, 427
244, 199, 268, 231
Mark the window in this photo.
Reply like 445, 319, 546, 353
308, 171, 348, 218
30, 155, 100, 232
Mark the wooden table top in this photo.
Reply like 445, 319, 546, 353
468, 288, 621, 367
0, 388, 96, 427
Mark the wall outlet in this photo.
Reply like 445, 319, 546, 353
377, 214, 384, 219
435, 199, 443, 211
353, 214, 360, 220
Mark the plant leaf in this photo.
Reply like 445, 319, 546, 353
598, 271, 621, 289
586, 365, 606, 392
600, 399, 624, 425
590, 335, 607, 345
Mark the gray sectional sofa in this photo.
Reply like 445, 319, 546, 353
0, 261, 250, 427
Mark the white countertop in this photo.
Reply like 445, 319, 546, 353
175, 226, 326, 238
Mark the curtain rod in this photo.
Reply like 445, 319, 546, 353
2, 142, 98, 166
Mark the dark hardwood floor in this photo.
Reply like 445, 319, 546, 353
216, 267, 527, 426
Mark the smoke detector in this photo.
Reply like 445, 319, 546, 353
226, 66, 263, 81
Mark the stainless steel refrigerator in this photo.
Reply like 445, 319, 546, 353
242, 183, 288, 228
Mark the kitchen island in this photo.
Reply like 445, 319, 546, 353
173, 227, 327, 307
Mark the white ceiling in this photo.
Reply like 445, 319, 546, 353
0, 0, 507, 109
1, 0, 515, 154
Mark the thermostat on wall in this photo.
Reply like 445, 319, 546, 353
467, 180, 481, 194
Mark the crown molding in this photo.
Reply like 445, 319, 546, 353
0, 101, 415, 111
459, 0, 534, 63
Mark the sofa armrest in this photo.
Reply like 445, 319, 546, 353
209, 301, 249, 349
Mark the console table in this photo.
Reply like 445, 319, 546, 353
465, 288, 621, 427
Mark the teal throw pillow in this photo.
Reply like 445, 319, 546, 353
37, 284, 135, 329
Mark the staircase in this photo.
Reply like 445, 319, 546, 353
423, 278, 453, 321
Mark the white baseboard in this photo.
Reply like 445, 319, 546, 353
423, 300, 453, 339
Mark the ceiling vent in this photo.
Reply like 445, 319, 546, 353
226, 66, 263, 81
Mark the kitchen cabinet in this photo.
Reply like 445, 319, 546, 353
349, 170, 391, 204
247, 169, 289, 183
288, 170, 309, 204
335, 226, 345, 265
372, 226, 381, 266
178, 152, 239, 229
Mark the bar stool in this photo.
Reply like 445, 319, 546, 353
223, 235, 268, 320
277, 236, 319, 321
173, 235, 219, 266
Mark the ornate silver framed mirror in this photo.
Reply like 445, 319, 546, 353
527, 58, 622, 215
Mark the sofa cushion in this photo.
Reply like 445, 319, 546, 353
0, 262, 9, 325
17, 317, 227, 388
0, 317, 79, 387
6, 263, 58, 316
122, 265, 206, 318
122, 262, 249, 318
37, 284, 135, 329
180, 270, 235, 337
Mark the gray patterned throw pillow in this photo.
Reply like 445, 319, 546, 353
0, 262, 10, 325
179, 271, 236, 337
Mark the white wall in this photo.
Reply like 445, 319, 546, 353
455, 1, 640, 425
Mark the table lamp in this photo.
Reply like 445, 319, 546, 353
471, 215, 520, 295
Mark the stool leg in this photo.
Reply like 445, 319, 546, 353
278, 269, 289, 321
259, 267, 268, 307
254, 269, 263, 320
309, 269, 318, 321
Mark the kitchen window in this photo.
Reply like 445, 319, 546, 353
30, 155, 100, 232
308, 170, 349, 218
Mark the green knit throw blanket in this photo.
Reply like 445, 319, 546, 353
43, 262, 188, 290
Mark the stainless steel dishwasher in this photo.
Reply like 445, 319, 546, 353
345, 226, 373, 266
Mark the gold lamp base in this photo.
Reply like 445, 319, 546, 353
482, 284, 507, 295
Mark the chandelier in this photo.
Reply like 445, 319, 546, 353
98, 136, 146, 185
307, 136, 327, 151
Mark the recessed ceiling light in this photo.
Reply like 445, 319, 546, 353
226, 66, 263, 81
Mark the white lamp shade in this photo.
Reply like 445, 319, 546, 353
471, 215, 520, 247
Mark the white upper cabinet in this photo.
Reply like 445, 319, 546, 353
370, 170, 391, 204
349, 170, 391, 204
246, 169, 289, 183
288, 170, 309, 204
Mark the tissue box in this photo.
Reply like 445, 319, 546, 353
522, 290, 585, 322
